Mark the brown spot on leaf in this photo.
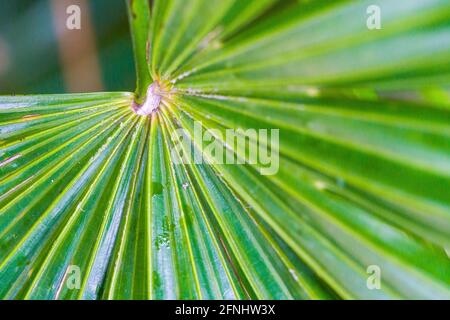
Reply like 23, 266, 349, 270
21, 114, 40, 121
146, 41, 150, 62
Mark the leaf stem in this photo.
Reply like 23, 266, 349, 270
127, 0, 152, 103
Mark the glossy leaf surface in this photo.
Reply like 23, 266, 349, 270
0, 0, 449, 299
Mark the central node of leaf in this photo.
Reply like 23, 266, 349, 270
131, 82, 162, 116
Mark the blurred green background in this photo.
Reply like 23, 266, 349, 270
0, 0, 135, 94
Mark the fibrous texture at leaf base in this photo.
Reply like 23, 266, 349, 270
0, 0, 450, 299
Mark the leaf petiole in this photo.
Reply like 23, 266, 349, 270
127, 0, 152, 103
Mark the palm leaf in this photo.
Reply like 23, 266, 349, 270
0, 0, 449, 299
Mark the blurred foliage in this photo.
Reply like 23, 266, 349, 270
0, 0, 135, 93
